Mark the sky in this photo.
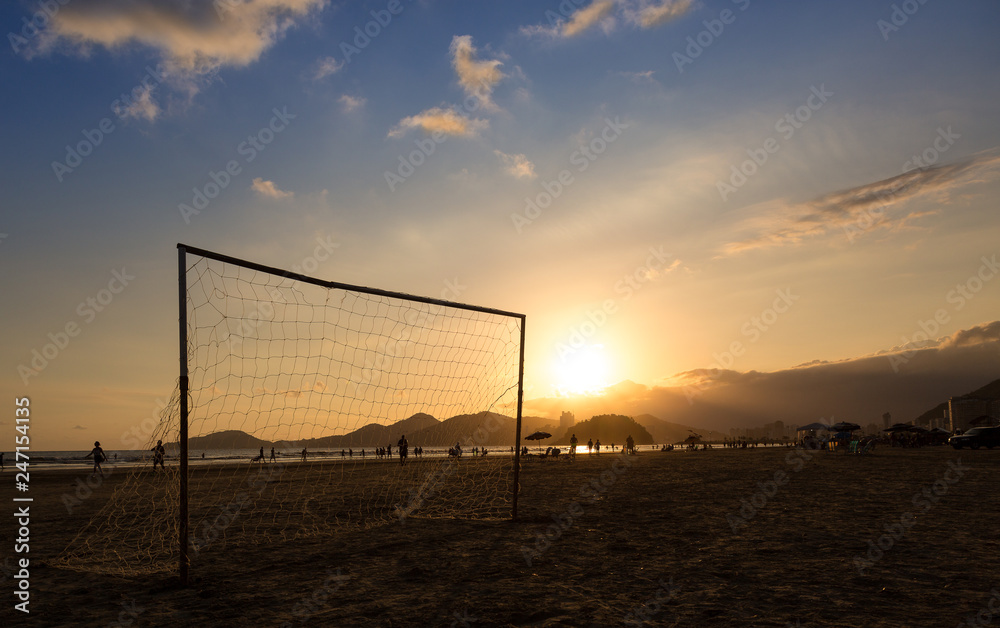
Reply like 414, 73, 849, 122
2, 0, 1000, 450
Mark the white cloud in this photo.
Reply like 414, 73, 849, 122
251, 177, 293, 199
314, 56, 343, 80
450, 35, 505, 111
388, 106, 489, 139
720, 150, 1000, 256
631, 0, 694, 28
35, 0, 326, 91
494, 150, 537, 179
339, 94, 366, 112
520, 0, 615, 38
112, 83, 160, 121
522, 0, 694, 39
562, 0, 616, 37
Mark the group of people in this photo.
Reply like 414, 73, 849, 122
565, 433, 638, 455
369, 440, 424, 461
247, 436, 421, 466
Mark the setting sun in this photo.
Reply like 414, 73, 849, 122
552, 344, 612, 396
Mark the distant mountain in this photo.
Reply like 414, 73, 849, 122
299, 412, 441, 448
632, 413, 728, 443
553, 414, 654, 447
189, 430, 271, 450
912, 376, 1000, 426
521, 415, 559, 434
965, 377, 1000, 400
407, 411, 516, 447
192, 411, 543, 450
912, 402, 949, 427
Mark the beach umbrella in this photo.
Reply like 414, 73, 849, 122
682, 434, 703, 445
829, 422, 861, 432
524, 431, 552, 441
523, 431, 551, 453
928, 427, 952, 443
883, 423, 913, 433
797, 422, 830, 432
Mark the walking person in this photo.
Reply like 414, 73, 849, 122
86, 441, 107, 477
398, 434, 409, 466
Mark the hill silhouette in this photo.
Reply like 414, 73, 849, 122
554, 414, 654, 447
631, 413, 728, 443
187, 411, 560, 450
294, 412, 441, 448
913, 376, 1000, 427
182, 408, 748, 451
963, 376, 1000, 400
188, 430, 271, 450
407, 411, 512, 447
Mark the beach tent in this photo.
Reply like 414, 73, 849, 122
796, 422, 830, 432
828, 422, 861, 432
928, 427, 951, 444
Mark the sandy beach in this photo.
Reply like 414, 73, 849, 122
2, 445, 998, 627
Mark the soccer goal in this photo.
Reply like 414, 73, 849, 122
60, 244, 525, 581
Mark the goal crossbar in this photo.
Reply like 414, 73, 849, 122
176, 243, 526, 584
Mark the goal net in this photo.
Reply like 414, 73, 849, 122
59, 244, 525, 576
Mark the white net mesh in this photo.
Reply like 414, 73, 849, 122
59, 249, 524, 575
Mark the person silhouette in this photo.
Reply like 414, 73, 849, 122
270, 447, 276, 462
152, 440, 165, 470
398, 434, 409, 466
570, 434, 578, 456
86, 441, 106, 476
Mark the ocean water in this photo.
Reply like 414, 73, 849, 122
5, 446, 527, 472
2, 442, 749, 473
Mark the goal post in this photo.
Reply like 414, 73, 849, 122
59, 243, 526, 580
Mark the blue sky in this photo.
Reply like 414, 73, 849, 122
2, 0, 1000, 449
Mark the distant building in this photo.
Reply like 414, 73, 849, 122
949, 396, 1000, 432
882, 412, 891, 429
560, 411, 575, 430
